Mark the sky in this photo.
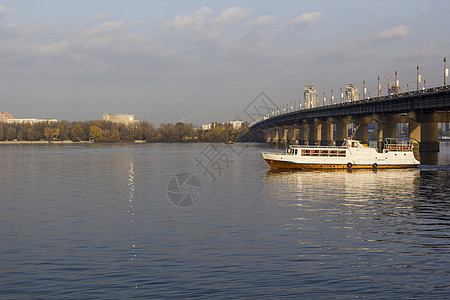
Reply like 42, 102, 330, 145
0, 0, 449, 125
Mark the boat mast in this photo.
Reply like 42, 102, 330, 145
350, 124, 360, 140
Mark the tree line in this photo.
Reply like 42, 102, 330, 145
0, 120, 251, 143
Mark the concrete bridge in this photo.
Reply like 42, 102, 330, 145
249, 85, 450, 164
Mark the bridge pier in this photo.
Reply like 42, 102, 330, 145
335, 119, 349, 146
274, 126, 288, 145
309, 120, 320, 145
299, 123, 309, 145
383, 115, 398, 139
355, 123, 369, 145
272, 128, 279, 144
408, 118, 421, 161
282, 127, 288, 145
320, 120, 334, 146
263, 128, 273, 143
419, 113, 439, 164
287, 126, 299, 144
409, 119, 421, 141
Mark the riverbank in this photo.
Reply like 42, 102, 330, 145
0, 140, 148, 145
0, 140, 81, 145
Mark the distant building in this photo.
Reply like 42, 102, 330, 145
201, 124, 211, 131
388, 82, 402, 94
103, 113, 139, 125
0, 112, 14, 123
201, 121, 245, 131
438, 123, 450, 134
304, 85, 318, 109
345, 84, 360, 102
230, 120, 244, 129
7, 118, 57, 124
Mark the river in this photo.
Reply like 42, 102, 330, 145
0, 142, 449, 298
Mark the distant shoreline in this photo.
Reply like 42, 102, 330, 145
0, 140, 89, 145
0, 140, 147, 145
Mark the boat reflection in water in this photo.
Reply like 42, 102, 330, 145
263, 167, 420, 204
262, 166, 449, 250
260, 166, 450, 296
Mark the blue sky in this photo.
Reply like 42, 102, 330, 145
0, 0, 448, 125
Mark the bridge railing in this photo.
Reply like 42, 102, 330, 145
249, 85, 450, 128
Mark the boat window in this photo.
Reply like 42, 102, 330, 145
319, 150, 329, 156
338, 150, 346, 157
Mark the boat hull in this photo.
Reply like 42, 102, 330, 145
264, 159, 418, 170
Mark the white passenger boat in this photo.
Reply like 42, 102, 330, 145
262, 138, 420, 170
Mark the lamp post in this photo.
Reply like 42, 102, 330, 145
377, 76, 380, 97
395, 71, 398, 94
417, 65, 420, 91
363, 80, 366, 99
444, 57, 447, 86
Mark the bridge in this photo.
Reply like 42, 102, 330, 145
249, 85, 450, 164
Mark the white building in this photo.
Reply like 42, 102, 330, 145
388, 82, 402, 94
0, 112, 14, 123
345, 84, 360, 102
103, 113, 139, 125
201, 124, 211, 131
230, 120, 244, 129
304, 85, 318, 109
7, 118, 57, 124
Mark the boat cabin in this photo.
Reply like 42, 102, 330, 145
342, 140, 367, 148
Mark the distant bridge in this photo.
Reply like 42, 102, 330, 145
250, 85, 450, 164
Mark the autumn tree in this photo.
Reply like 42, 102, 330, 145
5, 126, 16, 141
89, 126, 103, 141
70, 124, 84, 141
0, 124, 4, 140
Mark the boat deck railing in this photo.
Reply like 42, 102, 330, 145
290, 145, 347, 149
383, 138, 416, 152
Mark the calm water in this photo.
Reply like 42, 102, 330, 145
0, 142, 449, 299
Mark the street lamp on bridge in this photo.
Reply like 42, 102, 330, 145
444, 57, 448, 86
417, 65, 420, 91
378, 76, 381, 97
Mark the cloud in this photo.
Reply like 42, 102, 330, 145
211, 6, 253, 27
316, 25, 411, 65
400, 41, 447, 59
164, 6, 213, 29
246, 15, 280, 27
90, 21, 124, 33
375, 25, 410, 41
92, 12, 107, 21
0, 5, 12, 17
286, 12, 325, 27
